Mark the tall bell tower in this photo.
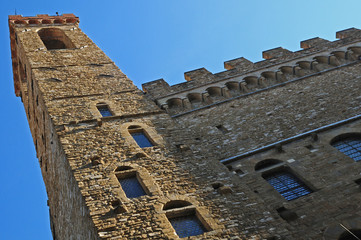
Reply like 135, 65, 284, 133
11, 13, 360, 240
8, 14, 241, 240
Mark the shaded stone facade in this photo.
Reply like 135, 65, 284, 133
8, 14, 361, 239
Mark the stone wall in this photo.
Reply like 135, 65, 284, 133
9, 14, 361, 240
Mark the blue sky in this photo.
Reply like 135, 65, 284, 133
1, 1, 361, 239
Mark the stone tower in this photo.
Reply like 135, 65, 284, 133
8, 14, 361, 239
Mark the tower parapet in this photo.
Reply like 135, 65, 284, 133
142, 28, 361, 116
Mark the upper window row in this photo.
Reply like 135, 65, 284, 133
331, 134, 361, 162
251, 134, 361, 202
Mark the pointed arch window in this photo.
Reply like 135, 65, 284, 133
96, 103, 112, 117
38, 28, 75, 50
128, 125, 154, 148
163, 200, 207, 238
256, 159, 312, 201
331, 134, 361, 162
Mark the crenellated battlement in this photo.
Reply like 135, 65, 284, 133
142, 28, 361, 116
8, 14, 79, 26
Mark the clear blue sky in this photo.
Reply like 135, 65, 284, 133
1, 1, 361, 239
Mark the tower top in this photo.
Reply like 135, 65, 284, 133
8, 13, 79, 96
8, 13, 78, 26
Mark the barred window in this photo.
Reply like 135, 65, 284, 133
118, 176, 146, 198
115, 167, 147, 199
128, 126, 154, 148
263, 170, 312, 201
169, 214, 206, 238
163, 200, 208, 238
96, 103, 112, 117
332, 136, 361, 162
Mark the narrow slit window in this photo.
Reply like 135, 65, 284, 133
130, 131, 153, 148
96, 104, 112, 117
263, 170, 312, 201
118, 175, 146, 198
332, 136, 361, 162
169, 214, 206, 238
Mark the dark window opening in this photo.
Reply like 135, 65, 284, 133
98, 74, 114, 78
263, 170, 312, 201
338, 229, 361, 240
118, 175, 146, 198
48, 78, 62, 82
38, 28, 75, 50
305, 144, 315, 150
211, 182, 223, 190
355, 178, 361, 186
332, 135, 361, 162
169, 214, 206, 238
216, 125, 228, 134
276, 207, 298, 222
130, 131, 153, 148
96, 103, 112, 117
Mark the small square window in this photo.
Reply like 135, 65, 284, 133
169, 214, 206, 238
131, 132, 154, 148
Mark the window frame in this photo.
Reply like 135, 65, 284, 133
262, 167, 313, 201
96, 103, 113, 117
37, 27, 76, 50
255, 160, 313, 201
164, 203, 209, 239
128, 126, 155, 148
331, 133, 361, 162
115, 169, 148, 199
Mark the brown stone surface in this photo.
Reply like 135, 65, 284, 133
8, 14, 361, 240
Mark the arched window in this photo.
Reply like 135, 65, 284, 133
331, 134, 361, 162
256, 159, 312, 201
38, 28, 75, 50
128, 125, 154, 148
96, 103, 112, 117
163, 200, 207, 238
115, 166, 146, 199
338, 229, 361, 240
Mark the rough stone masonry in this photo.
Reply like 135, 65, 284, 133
8, 13, 361, 239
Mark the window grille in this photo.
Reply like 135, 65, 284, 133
131, 132, 153, 148
169, 214, 206, 238
332, 137, 361, 162
97, 104, 112, 117
264, 171, 312, 201
118, 176, 146, 198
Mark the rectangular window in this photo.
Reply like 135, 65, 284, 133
264, 171, 312, 201
97, 105, 112, 117
131, 132, 153, 148
118, 176, 146, 198
169, 214, 206, 238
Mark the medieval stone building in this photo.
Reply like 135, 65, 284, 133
8, 13, 361, 239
